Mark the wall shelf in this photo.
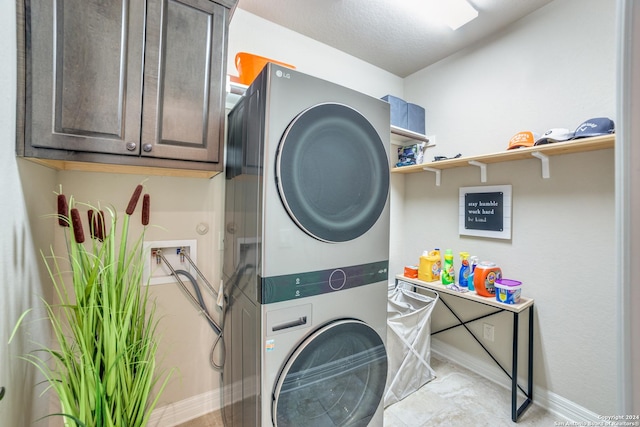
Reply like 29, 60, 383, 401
225, 78, 247, 110
391, 134, 614, 184
390, 125, 433, 146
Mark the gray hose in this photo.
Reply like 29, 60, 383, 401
174, 269, 225, 371
175, 269, 221, 335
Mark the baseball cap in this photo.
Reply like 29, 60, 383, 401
507, 131, 539, 150
572, 117, 615, 139
534, 128, 574, 146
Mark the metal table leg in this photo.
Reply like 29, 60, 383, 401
511, 305, 534, 421
512, 311, 519, 421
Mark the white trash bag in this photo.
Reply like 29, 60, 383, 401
384, 284, 438, 408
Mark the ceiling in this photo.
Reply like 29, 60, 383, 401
236, 0, 554, 78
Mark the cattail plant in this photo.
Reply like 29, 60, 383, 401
11, 184, 171, 427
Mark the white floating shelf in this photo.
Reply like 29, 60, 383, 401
391, 134, 614, 185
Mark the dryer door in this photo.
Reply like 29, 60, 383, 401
275, 103, 389, 243
272, 319, 387, 427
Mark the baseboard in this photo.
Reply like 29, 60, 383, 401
148, 389, 221, 427
431, 339, 603, 423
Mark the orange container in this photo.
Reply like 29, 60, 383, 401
473, 262, 502, 297
404, 265, 418, 279
235, 52, 296, 85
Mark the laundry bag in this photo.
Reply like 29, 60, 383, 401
384, 283, 438, 407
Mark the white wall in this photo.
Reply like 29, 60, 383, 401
400, 0, 617, 418
227, 9, 404, 100
405, 0, 616, 157
0, 1, 55, 425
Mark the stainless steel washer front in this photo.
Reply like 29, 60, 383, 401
272, 319, 387, 427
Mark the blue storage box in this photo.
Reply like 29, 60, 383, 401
408, 103, 426, 135
381, 95, 408, 129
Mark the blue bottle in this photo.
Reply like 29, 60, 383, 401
458, 252, 470, 288
467, 256, 479, 291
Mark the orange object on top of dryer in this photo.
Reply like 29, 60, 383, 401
235, 52, 296, 85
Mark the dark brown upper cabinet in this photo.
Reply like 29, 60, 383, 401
17, 0, 238, 177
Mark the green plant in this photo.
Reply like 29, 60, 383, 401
11, 184, 171, 427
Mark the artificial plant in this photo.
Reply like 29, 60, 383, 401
11, 184, 171, 427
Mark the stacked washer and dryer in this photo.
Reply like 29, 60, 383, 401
222, 64, 391, 427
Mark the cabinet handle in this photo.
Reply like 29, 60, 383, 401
0, 386, 5, 401
142, 144, 153, 152
126, 142, 137, 151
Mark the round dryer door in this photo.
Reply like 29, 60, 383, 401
272, 319, 387, 427
275, 103, 389, 243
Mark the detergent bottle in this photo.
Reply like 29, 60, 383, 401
442, 249, 455, 285
473, 262, 502, 297
467, 256, 479, 291
418, 250, 430, 281
433, 248, 441, 280
458, 252, 470, 288
418, 249, 441, 282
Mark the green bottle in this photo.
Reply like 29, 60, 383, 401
442, 249, 455, 285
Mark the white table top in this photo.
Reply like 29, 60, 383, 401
396, 274, 534, 313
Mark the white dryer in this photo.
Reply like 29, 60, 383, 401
222, 64, 390, 426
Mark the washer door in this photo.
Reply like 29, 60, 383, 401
272, 319, 387, 427
275, 103, 389, 243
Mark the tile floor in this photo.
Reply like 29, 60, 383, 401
383, 356, 562, 426
175, 355, 564, 427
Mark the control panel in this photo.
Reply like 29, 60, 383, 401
260, 260, 388, 304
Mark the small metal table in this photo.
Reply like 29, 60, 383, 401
395, 274, 534, 422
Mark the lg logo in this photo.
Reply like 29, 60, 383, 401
275, 69, 291, 79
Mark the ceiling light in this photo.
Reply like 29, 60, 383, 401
431, 0, 478, 30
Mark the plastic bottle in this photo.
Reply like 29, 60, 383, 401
458, 252, 470, 288
418, 250, 431, 281
442, 249, 455, 285
433, 248, 441, 280
418, 249, 441, 282
468, 256, 479, 291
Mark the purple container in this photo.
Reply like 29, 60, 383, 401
495, 278, 522, 304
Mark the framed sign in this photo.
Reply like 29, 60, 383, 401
459, 185, 512, 239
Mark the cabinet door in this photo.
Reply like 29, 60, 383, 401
28, 0, 145, 155
142, 0, 228, 163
